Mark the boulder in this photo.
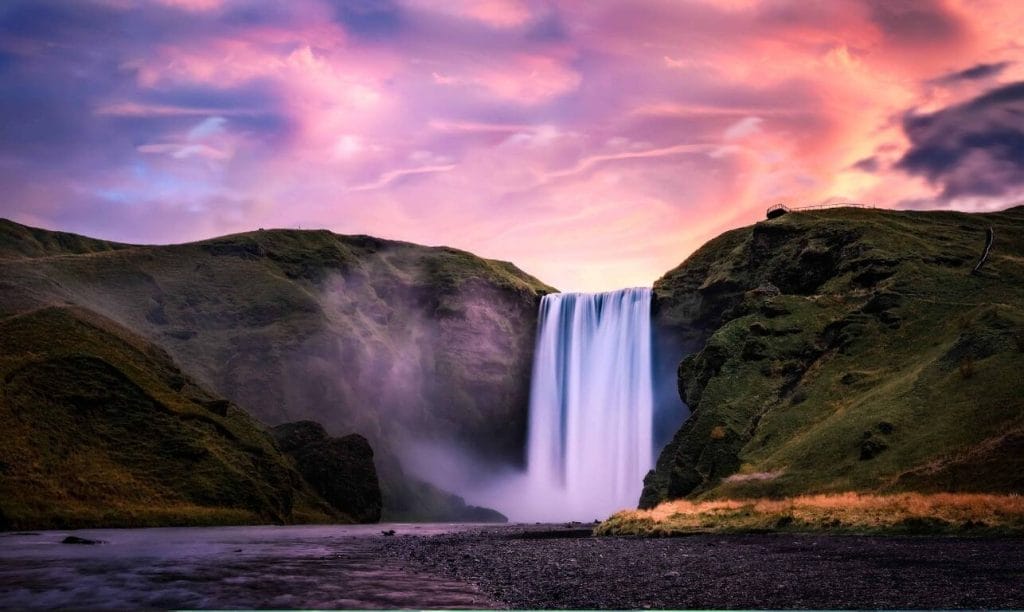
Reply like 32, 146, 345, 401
61, 536, 104, 545
272, 421, 382, 523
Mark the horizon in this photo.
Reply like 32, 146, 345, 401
3, 1, 1024, 291
5, 201, 1021, 291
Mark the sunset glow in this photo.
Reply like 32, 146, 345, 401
3, 0, 1024, 290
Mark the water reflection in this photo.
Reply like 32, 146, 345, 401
0, 524, 496, 609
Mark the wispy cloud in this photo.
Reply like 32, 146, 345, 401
95, 102, 262, 117
137, 143, 232, 160
542, 144, 718, 182
348, 164, 458, 192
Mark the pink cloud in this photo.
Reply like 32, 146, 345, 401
94, 102, 260, 117
432, 53, 581, 105
137, 143, 232, 160
403, 0, 533, 28
6, 0, 1024, 292
152, 0, 224, 11
541, 143, 718, 183
348, 163, 458, 192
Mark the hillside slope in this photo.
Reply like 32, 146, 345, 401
0, 306, 359, 529
0, 219, 554, 519
642, 206, 1024, 507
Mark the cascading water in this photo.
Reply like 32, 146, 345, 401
523, 287, 654, 520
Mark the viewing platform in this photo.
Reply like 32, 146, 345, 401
766, 202, 874, 219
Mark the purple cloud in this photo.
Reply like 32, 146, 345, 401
1, 0, 1023, 290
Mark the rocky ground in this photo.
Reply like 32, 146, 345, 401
378, 524, 1024, 609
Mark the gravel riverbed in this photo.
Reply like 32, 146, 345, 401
379, 524, 1024, 609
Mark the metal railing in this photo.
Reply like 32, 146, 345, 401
766, 202, 875, 218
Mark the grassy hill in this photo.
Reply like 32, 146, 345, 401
636, 205, 1024, 519
0, 219, 127, 259
0, 219, 554, 520
0, 305, 348, 529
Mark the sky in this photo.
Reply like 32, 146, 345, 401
2, 1, 1024, 291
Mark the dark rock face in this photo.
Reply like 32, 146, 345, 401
652, 220, 864, 345
859, 436, 888, 460
272, 421, 382, 523
642, 214, 888, 506
642, 215, 877, 506
175, 238, 551, 471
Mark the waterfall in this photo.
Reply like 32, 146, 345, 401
524, 287, 654, 520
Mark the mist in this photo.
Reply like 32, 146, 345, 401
397, 288, 691, 523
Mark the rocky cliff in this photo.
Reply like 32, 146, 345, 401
0, 219, 553, 519
642, 206, 1024, 507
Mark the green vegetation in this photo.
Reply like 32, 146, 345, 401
0, 306, 342, 529
640, 206, 1024, 514
0, 219, 554, 521
0, 218, 127, 259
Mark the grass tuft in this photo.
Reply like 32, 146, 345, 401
597, 492, 1024, 536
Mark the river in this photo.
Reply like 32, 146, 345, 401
0, 523, 495, 609
3, 523, 1023, 609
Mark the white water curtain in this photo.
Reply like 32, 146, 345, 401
524, 288, 654, 520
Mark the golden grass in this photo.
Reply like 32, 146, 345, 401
596, 492, 1024, 536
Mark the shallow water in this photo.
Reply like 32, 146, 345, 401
0, 523, 498, 609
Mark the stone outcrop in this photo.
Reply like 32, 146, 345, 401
272, 421, 382, 523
